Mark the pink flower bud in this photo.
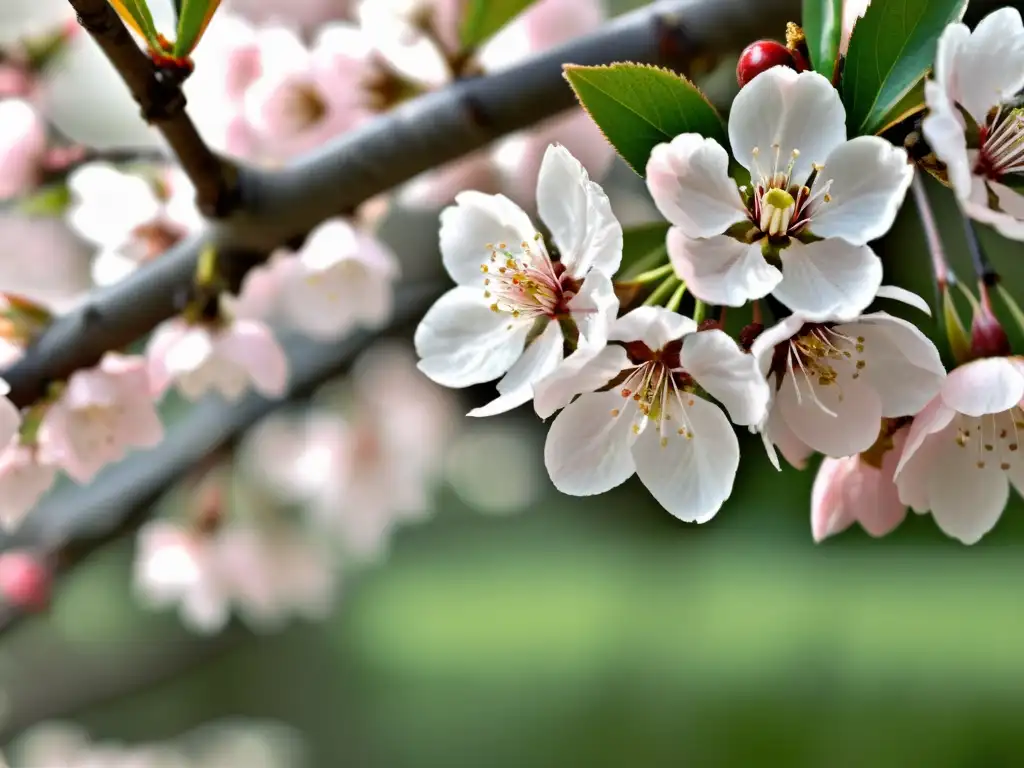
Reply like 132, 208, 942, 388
971, 304, 1011, 359
0, 551, 51, 611
0, 99, 46, 199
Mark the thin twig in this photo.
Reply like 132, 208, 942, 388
911, 172, 953, 301
1, 0, 798, 409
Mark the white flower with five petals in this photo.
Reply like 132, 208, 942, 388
415, 144, 622, 416
922, 8, 1024, 241
538, 307, 769, 523
646, 66, 913, 320
895, 357, 1024, 544
751, 307, 945, 465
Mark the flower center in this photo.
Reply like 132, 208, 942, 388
746, 144, 832, 239
975, 105, 1024, 179
952, 406, 1024, 472
481, 238, 567, 324
608, 356, 698, 447
282, 83, 328, 133
773, 324, 867, 415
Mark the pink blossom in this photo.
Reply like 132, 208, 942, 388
0, 213, 92, 311
0, 378, 20, 452
227, 0, 353, 31
895, 357, 1024, 544
148, 316, 290, 402
0, 98, 46, 199
37, 353, 164, 483
0, 551, 50, 611
811, 422, 908, 542
0, 442, 57, 531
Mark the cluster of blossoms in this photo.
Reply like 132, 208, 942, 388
415, 1, 1024, 546
4, 720, 302, 768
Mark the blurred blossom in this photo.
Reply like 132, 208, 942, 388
811, 421, 909, 542
0, 550, 51, 612
0, 0, 71, 46
445, 419, 543, 514
0, 379, 20, 456
0, 98, 46, 199
147, 316, 289, 402
66, 163, 202, 286
262, 218, 400, 339
37, 352, 163, 484
0, 442, 57, 531
0, 213, 92, 311
226, 0, 351, 30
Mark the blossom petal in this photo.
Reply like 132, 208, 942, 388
774, 239, 881, 321
728, 67, 846, 182
949, 7, 1024, 125
777, 370, 883, 457
760, 394, 815, 470
415, 287, 531, 388
569, 268, 619, 350
926, 436, 1010, 544
544, 389, 638, 496
632, 395, 739, 523
609, 306, 696, 350
894, 396, 958, 478
534, 345, 630, 419
749, 315, 806, 375
875, 285, 932, 315
811, 457, 859, 542
939, 357, 1024, 417
962, 180, 1024, 242
536, 144, 622, 277
439, 191, 538, 287
667, 229, 781, 307
645, 134, 747, 238
810, 137, 913, 245
681, 329, 769, 426
835, 313, 945, 416
468, 320, 564, 417
923, 80, 972, 198
218, 320, 290, 398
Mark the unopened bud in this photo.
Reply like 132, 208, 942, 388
971, 306, 1011, 359
736, 40, 796, 88
0, 551, 51, 612
738, 322, 764, 351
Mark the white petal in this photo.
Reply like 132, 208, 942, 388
894, 396, 957, 478
439, 191, 538, 287
760, 398, 814, 470
875, 285, 932, 315
667, 229, 781, 307
633, 395, 739, 523
836, 313, 945, 416
963, 180, 1024, 242
922, 80, 972, 198
939, 357, 1024, 417
534, 345, 630, 419
536, 144, 623, 278
468, 320, 564, 417
926, 437, 1010, 544
950, 7, 1024, 125
775, 239, 881, 321
544, 389, 638, 496
415, 287, 531, 388
749, 315, 807, 375
810, 137, 913, 245
645, 134, 747, 238
681, 329, 769, 426
568, 268, 619, 350
728, 67, 846, 182
218, 320, 290, 398
777, 369, 883, 457
609, 306, 695, 350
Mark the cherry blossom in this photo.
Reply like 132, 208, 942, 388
66, 163, 202, 286
895, 357, 1024, 544
0, 213, 92, 311
539, 306, 769, 523
840, 0, 871, 55
646, 66, 913, 320
0, 377, 21, 451
0, 97, 46, 198
147, 316, 289, 402
0, 442, 56, 531
415, 144, 622, 417
37, 353, 163, 483
752, 309, 944, 464
265, 218, 400, 339
922, 7, 1024, 241
811, 419, 908, 542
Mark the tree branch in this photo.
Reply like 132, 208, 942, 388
67, 0, 238, 216
2, 0, 798, 408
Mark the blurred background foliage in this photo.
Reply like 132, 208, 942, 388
4, 0, 1024, 766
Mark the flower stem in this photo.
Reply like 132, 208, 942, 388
911, 173, 953, 296
693, 299, 707, 324
630, 263, 675, 285
643, 276, 681, 307
961, 214, 999, 286
665, 281, 688, 312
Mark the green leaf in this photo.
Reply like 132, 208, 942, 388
841, 0, 968, 136
802, 0, 843, 77
616, 221, 670, 281
174, 0, 222, 57
873, 77, 926, 135
460, 0, 535, 51
107, 0, 163, 52
564, 63, 726, 176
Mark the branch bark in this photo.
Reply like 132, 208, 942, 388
2, 0, 798, 408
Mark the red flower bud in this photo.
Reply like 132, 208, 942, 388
737, 41, 796, 88
971, 306, 1011, 359
0, 551, 51, 612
